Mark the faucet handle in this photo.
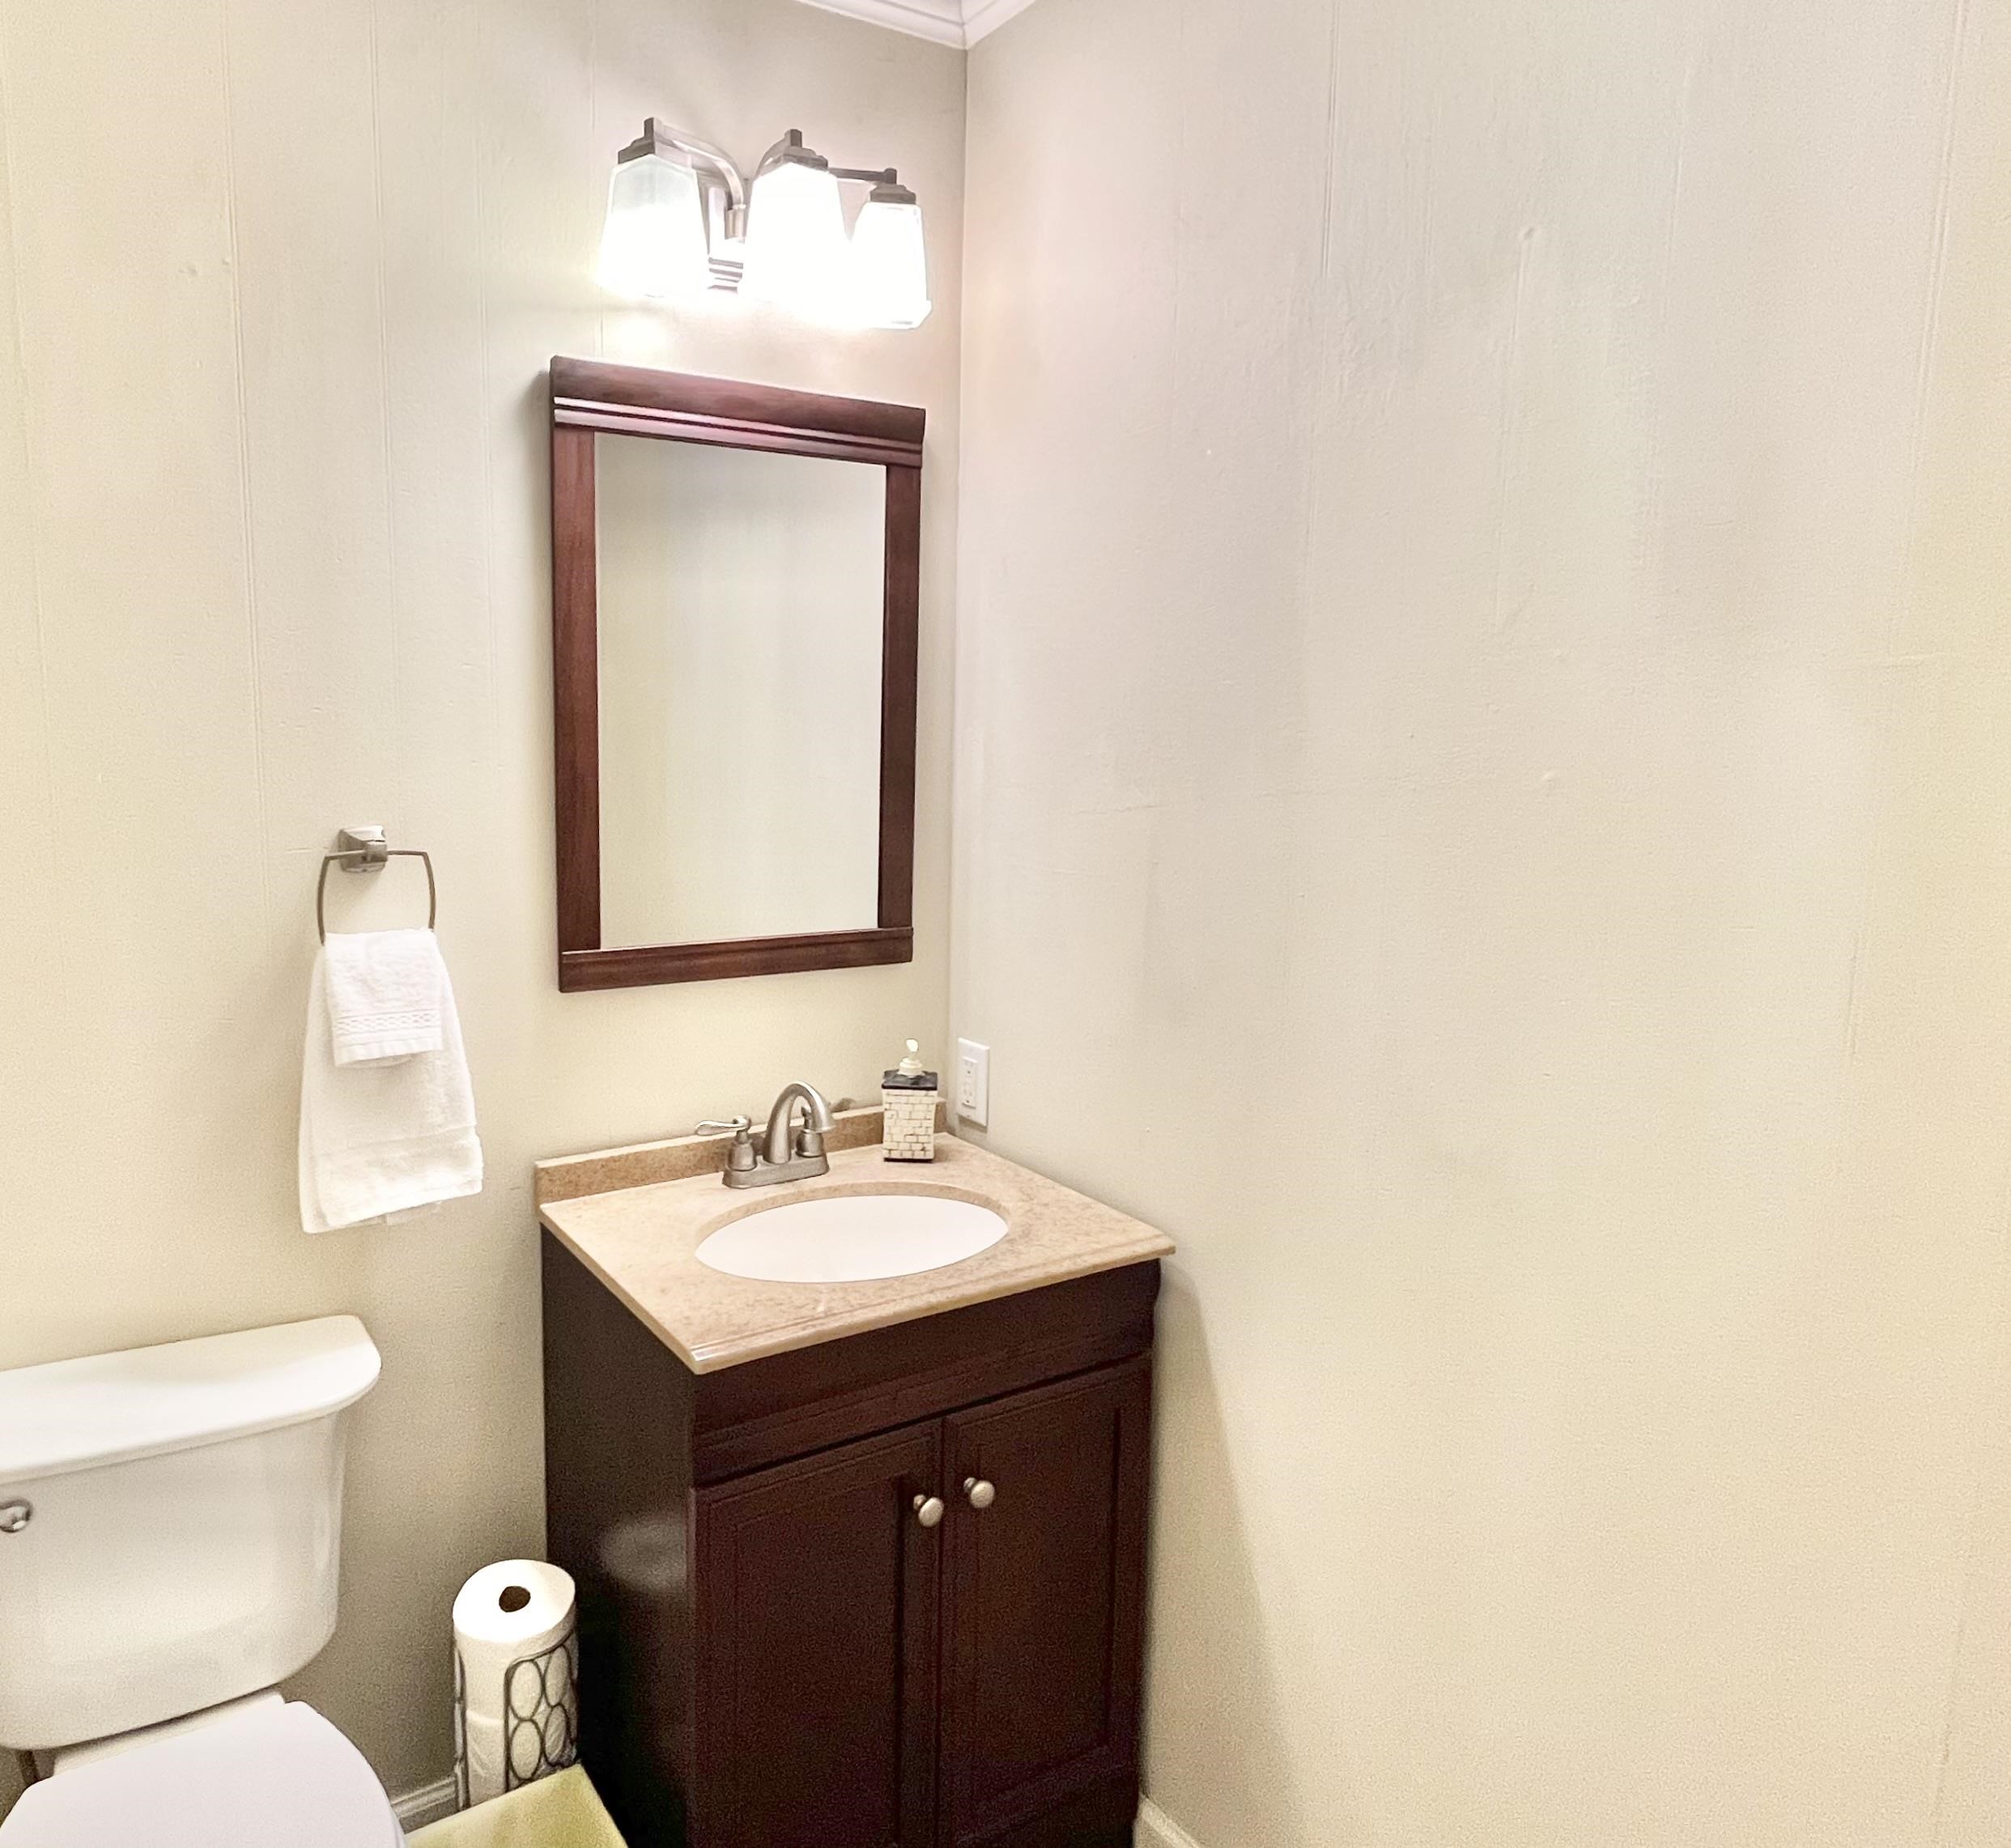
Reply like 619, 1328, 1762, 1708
696, 1116, 757, 1175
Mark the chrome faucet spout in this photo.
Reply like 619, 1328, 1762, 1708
706, 1081, 835, 1188
763, 1081, 835, 1165
704, 1082, 836, 1188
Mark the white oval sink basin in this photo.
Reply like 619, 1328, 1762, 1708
695, 1193, 1008, 1284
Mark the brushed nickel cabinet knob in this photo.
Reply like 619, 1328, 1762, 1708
913, 1495, 945, 1529
963, 1477, 996, 1510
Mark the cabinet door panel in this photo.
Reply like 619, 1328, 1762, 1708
693, 1423, 942, 1848
940, 1359, 1151, 1846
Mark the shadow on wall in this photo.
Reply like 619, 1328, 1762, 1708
1, 1752, 21, 1822
1145, 1268, 1341, 1847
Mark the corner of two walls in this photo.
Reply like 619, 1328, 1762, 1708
0, 0, 963, 1812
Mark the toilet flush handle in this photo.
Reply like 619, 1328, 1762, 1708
0, 1501, 31, 1534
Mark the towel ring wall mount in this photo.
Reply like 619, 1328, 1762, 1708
317, 826, 438, 944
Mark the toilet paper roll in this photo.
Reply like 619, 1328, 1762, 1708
453, 1559, 578, 1808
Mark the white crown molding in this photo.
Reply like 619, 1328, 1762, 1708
796, 0, 964, 48
960, 0, 1042, 43
794, 0, 1042, 49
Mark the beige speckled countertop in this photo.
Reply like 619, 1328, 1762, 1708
536, 1132, 1174, 1374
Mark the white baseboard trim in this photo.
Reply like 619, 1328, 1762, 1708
1137, 1796, 1207, 1848
391, 1775, 459, 1834
398, 1778, 1196, 1845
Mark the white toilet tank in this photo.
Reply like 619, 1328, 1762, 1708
0, 1317, 381, 1752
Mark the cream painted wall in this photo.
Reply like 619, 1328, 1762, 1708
0, 0, 960, 1814
959, 2, 2011, 1845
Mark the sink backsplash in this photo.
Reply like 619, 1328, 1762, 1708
534, 1102, 946, 1206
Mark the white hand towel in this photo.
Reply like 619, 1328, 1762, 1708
323, 927, 444, 1065
299, 938, 483, 1234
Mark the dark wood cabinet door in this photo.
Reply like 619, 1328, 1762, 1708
692, 1422, 942, 1848
939, 1358, 1152, 1846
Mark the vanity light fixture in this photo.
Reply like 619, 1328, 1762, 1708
740, 131, 851, 317
597, 120, 929, 329
598, 119, 747, 299
848, 174, 931, 329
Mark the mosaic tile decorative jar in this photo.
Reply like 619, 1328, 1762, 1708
882, 1039, 938, 1162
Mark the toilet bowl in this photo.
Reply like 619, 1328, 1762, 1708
0, 1697, 403, 1846
0, 1317, 392, 1846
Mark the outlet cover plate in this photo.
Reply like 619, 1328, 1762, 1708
955, 1039, 990, 1127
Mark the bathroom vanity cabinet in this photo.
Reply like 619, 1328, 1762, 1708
541, 1238, 1159, 1848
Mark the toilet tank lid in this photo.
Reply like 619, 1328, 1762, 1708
0, 1316, 381, 1490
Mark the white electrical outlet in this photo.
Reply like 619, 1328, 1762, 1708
955, 1039, 990, 1126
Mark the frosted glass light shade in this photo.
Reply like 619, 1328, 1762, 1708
597, 152, 711, 300
849, 195, 931, 329
742, 159, 848, 317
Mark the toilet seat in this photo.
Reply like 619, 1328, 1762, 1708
0, 1700, 402, 1847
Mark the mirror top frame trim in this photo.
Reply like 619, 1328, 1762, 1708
552, 355, 925, 465
548, 356, 924, 992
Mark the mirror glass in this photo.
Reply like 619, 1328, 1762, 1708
594, 433, 886, 947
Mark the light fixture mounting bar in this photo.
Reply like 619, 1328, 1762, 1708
831, 164, 916, 205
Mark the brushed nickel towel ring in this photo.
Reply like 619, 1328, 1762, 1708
317, 826, 437, 944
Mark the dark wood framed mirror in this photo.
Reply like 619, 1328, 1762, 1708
548, 357, 922, 991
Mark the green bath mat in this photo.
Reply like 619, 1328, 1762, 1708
408, 1769, 627, 1848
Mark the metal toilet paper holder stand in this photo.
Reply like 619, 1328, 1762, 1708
453, 1631, 580, 1811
